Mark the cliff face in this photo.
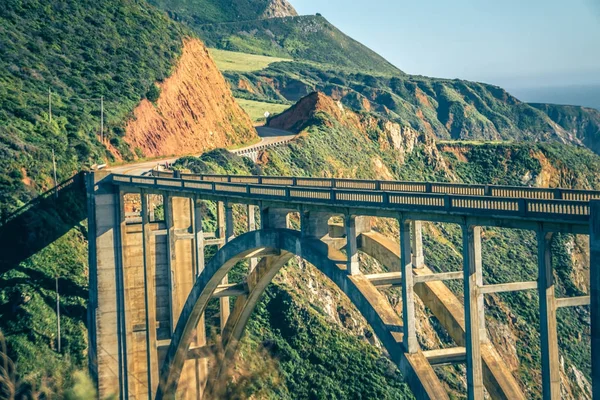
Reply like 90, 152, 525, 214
124, 38, 257, 158
261, 0, 298, 18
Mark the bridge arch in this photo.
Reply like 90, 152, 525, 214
156, 228, 442, 399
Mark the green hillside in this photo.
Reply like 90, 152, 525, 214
149, 0, 600, 153
197, 15, 402, 75
0, 0, 185, 219
148, 0, 289, 25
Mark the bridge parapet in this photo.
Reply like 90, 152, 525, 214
151, 170, 600, 202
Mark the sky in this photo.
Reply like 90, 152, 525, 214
290, 0, 600, 89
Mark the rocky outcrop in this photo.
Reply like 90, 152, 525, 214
267, 91, 361, 133
261, 0, 298, 18
124, 38, 257, 158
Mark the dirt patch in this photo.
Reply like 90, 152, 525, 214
124, 38, 257, 158
415, 88, 432, 108
237, 78, 255, 93
439, 145, 469, 162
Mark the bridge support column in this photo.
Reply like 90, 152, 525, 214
217, 201, 230, 330
86, 172, 127, 400
462, 225, 484, 400
411, 221, 424, 269
141, 191, 158, 398
247, 205, 257, 271
165, 195, 202, 399
591, 201, 600, 399
537, 229, 560, 400
345, 215, 360, 275
400, 219, 418, 353
192, 197, 207, 398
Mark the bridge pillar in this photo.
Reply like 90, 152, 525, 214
261, 206, 292, 229
86, 172, 126, 400
537, 229, 560, 400
462, 225, 484, 400
300, 210, 333, 239
141, 191, 159, 398
192, 197, 208, 398
217, 201, 230, 330
165, 195, 203, 399
400, 219, 418, 353
247, 205, 258, 271
591, 201, 600, 399
411, 221, 424, 269
345, 215, 360, 275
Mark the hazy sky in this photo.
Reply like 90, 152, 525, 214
291, 0, 600, 88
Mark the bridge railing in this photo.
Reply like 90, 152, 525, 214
116, 174, 591, 223
150, 170, 600, 202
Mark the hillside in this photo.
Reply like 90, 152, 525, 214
147, 0, 600, 154
198, 15, 402, 75
177, 92, 597, 398
148, 0, 297, 25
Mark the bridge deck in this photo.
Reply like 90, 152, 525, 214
111, 173, 591, 233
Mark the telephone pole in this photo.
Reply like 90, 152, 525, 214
48, 88, 52, 123
56, 276, 61, 353
100, 96, 104, 143
52, 149, 58, 197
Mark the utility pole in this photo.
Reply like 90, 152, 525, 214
52, 149, 58, 197
48, 88, 52, 123
100, 96, 104, 143
56, 276, 61, 353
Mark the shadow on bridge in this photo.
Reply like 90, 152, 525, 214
0, 172, 87, 275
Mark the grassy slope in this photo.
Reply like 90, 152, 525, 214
148, 0, 274, 25
196, 15, 402, 75
209, 48, 292, 72
0, 0, 185, 218
236, 99, 290, 122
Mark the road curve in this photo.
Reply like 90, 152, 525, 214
108, 126, 296, 176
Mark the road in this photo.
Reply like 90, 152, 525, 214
109, 126, 296, 176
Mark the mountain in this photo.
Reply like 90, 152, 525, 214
151, 0, 600, 154
148, 0, 297, 25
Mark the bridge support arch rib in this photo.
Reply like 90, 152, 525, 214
155, 227, 448, 400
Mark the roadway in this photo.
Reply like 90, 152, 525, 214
109, 126, 296, 176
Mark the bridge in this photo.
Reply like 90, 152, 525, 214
86, 170, 600, 400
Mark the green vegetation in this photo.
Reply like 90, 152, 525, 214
209, 48, 292, 72
0, 0, 185, 219
148, 0, 279, 25
198, 15, 402, 75
236, 99, 290, 122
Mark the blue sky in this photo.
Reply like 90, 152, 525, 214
291, 0, 600, 89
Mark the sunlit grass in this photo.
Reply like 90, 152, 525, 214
209, 48, 292, 72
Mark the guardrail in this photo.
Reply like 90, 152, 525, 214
149, 170, 600, 202
114, 174, 591, 224
231, 137, 296, 157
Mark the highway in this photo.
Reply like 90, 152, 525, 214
109, 126, 296, 176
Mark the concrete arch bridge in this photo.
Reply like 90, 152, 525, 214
87, 171, 600, 400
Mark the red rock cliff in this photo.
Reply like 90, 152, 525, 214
124, 38, 257, 158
